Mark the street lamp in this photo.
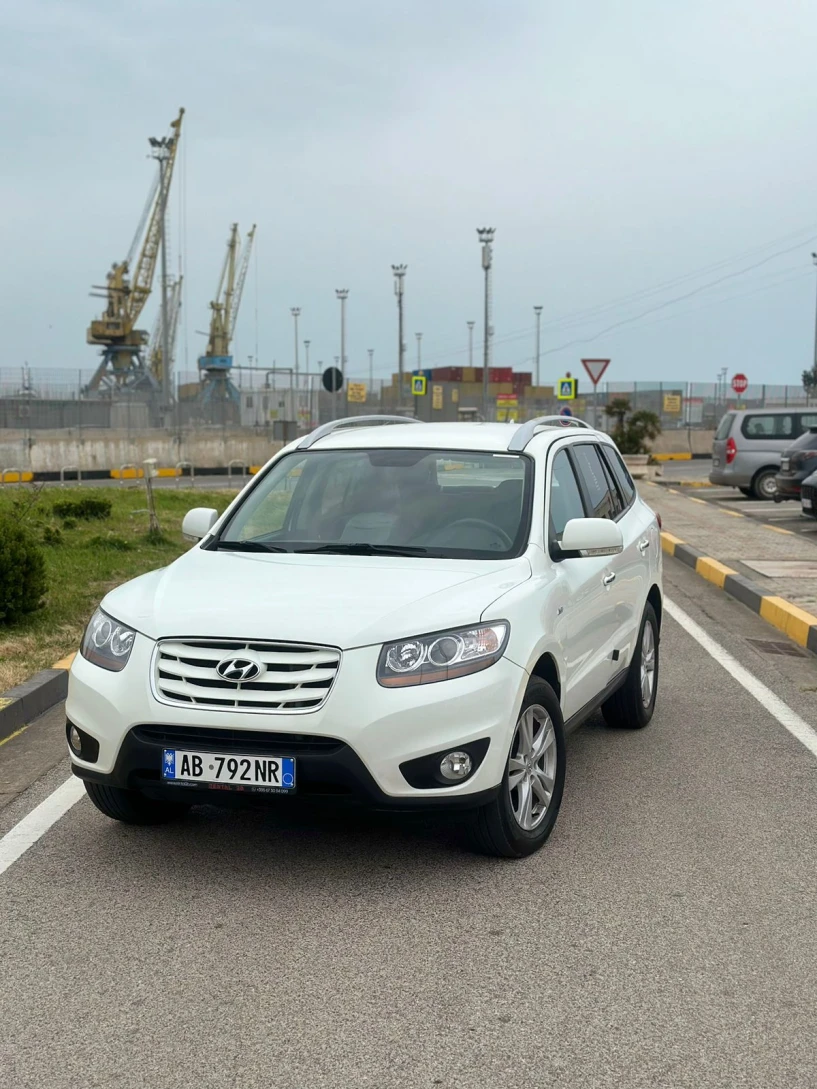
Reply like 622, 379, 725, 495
416, 332, 423, 371
477, 228, 495, 420
149, 134, 174, 407
533, 306, 543, 388
368, 348, 374, 390
335, 290, 349, 387
467, 320, 475, 372
290, 307, 301, 429
304, 339, 311, 427
392, 264, 407, 405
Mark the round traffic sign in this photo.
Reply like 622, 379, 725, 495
560, 406, 573, 418
322, 366, 343, 393
731, 373, 748, 395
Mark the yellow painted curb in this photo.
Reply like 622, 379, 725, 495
764, 524, 794, 536
651, 452, 692, 462
52, 653, 76, 670
0, 723, 30, 749
0, 470, 34, 484
111, 468, 145, 480
695, 556, 736, 589
660, 532, 684, 555
759, 598, 817, 648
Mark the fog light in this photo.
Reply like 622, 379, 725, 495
439, 751, 473, 782
69, 725, 82, 755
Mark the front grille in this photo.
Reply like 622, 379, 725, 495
802, 484, 814, 501
153, 638, 341, 713
133, 724, 344, 755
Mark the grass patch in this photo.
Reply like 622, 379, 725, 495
0, 486, 236, 691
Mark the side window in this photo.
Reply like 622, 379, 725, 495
548, 449, 586, 543
601, 445, 635, 507
572, 444, 619, 520
741, 414, 794, 440
798, 414, 817, 432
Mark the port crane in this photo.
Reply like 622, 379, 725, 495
86, 108, 184, 394
147, 275, 183, 389
197, 223, 256, 403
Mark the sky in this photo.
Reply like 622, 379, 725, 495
3, 0, 817, 389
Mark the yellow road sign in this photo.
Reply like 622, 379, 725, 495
557, 378, 577, 400
347, 382, 367, 404
412, 375, 427, 396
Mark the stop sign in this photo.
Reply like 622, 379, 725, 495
731, 373, 748, 395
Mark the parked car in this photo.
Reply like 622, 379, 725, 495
801, 468, 817, 519
774, 428, 817, 502
66, 415, 662, 859
710, 408, 817, 499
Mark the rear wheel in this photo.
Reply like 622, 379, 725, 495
84, 781, 190, 825
602, 603, 659, 730
751, 469, 778, 500
467, 680, 565, 858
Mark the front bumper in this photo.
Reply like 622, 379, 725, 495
774, 474, 801, 499
67, 636, 528, 806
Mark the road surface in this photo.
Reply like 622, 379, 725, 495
2, 560, 817, 1088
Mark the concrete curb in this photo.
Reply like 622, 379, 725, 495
0, 669, 69, 744
0, 465, 263, 485
651, 452, 711, 462
661, 532, 817, 655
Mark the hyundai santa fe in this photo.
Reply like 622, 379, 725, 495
67, 415, 663, 858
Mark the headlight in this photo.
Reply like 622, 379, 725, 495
80, 608, 136, 672
377, 622, 509, 688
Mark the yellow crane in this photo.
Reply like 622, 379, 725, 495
86, 108, 184, 393
147, 275, 183, 388
198, 223, 256, 403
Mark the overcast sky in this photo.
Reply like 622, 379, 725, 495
3, 0, 817, 389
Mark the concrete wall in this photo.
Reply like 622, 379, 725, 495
0, 428, 283, 473
649, 429, 715, 455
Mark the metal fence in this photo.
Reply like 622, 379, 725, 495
1, 366, 813, 434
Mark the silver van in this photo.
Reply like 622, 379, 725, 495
710, 407, 817, 499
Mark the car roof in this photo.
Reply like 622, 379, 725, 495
303, 420, 610, 454
730, 406, 809, 416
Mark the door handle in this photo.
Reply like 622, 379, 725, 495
638, 538, 650, 552
603, 572, 616, 586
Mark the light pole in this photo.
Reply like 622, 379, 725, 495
335, 291, 348, 389
290, 308, 301, 425
416, 332, 423, 371
149, 134, 173, 408
533, 305, 543, 388
477, 228, 495, 420
392, 264, 407, 406
811, 253, 817, 389
304, 339, 311, 427
467, 320, 475, 372
368, 348, 374, 391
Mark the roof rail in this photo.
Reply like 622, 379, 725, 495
507, 415, 593, 453
297, 414, 421, 450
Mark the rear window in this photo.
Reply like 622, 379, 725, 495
740, 414, 794, 440
715, 414, 735, 441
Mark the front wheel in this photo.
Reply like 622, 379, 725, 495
752, 469, 778, 500
84, 781, 190, 825
602, 603, 659, 730
467, 680, 566, 858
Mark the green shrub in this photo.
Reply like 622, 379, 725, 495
52, 497, 112, 521
85, 534, 133, 552
0, 516, 47, 624
62, 518, 77, 530
42, 525, 63, 546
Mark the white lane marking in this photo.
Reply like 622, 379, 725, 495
0, 777, 85, 878
665, 597, 817, 760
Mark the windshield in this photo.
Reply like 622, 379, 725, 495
214, 448, 532, 559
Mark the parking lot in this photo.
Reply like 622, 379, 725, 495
2, 558, 817, 1089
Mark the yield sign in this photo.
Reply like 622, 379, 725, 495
581, 358, 610, 387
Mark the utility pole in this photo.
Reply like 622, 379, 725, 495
336, 290, 349, 390
150, 137, 173, 409
416, 332, 423, 371
304, 338, 310, 377
467, 320, 475, 371
392, 264, 407, 408
368, 348, 374, 390
304, 339, 311, 428
811, 254, 817, 383
290, 307, 301, 424
533, 305, 543, 388
477, 228, 495, 421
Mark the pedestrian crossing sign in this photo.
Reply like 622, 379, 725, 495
412, 375, 427, 396
557, 377, 577, 400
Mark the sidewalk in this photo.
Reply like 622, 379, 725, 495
641, 480, 817, 650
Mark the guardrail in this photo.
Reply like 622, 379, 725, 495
227, 459, 246, 485
117, 463, 140, 486
175, 460, 194, 487
59, 465, 81, 487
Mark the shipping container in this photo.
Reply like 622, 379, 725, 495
490, 367, 513, 383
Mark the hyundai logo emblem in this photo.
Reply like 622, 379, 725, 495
216, 656, 263, 682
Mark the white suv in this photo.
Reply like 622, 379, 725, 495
67, 415, 662, 858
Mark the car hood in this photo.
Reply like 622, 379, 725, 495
101, 547, 533, 649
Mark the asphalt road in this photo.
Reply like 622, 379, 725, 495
3, 560, 817, 1088
689, 485, 817, 539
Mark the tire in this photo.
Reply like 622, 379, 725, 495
751, 469, 778, 501
739, 487, 753, 498
467, 680, 566, 859
84, 781, 190, 825
602, 603, 659, 730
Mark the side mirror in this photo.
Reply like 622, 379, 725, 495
182, 507, 219, 542
560, 517, 623, 558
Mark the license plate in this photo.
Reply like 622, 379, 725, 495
162, 749, 295, 794
803, 498, 813, 510
782, 459, 790, 471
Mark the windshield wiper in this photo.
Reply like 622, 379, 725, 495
294, 543, 428, 556
214, 540, 289, 553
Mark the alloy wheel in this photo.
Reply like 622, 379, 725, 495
507, 704, 557, 831
640, 621, 656, 707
